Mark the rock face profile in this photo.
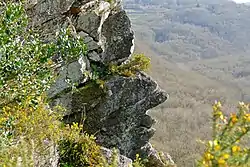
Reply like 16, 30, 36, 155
26, 0, 170, 165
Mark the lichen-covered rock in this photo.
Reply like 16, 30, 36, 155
48, 58, 89, 98
78, 31, 101, 52
62, 72, 168, 159
26, 0, 169, 164
101, 10, 134, 63
101, 147, 133, 167
141, 143, 176, 167
27, 0, 134, 64
33, 143, 59, 167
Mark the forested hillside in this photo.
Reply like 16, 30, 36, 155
125, 0, 250, 59
124, 0, 250, 166
124, 0, 250, 100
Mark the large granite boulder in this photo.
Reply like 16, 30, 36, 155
26, 0, 169, 164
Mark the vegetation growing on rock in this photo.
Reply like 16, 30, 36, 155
109, 54, 150, 77
0, 1, 153, 167
127, 0, 250, 166
3, 1, 250, 167
0, 1, 102, 166
198, 101, 250, 167
86, 54, 150, 89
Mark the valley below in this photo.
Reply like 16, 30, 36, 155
124, 0, 250, 166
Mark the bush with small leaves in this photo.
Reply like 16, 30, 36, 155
197, 101, 250, 167
86, 54, 151, 89
0, 1, 100, 166
0, 2, 153, 167
0, 1, 87, 109
59, 127, 106, 167
109, 54, 151, 77
133, 154, 146, 167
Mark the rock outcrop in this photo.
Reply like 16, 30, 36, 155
26, 0, 169, 165
57, 72, 168, 159
101, 147, 133, 167
141, 143, 176, 167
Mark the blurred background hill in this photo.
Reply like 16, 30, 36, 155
123, 0, 250, 166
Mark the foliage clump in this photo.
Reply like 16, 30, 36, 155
86, 54, 150, 89
5, 1, 250, 167
0, 1, 87, 108
109, 54, 151, 77
198, 101, 250, 167
0, 1, 102, 166
59, 125, 105, 167
0, 1, 152, 167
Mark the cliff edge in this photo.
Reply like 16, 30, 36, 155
26, 0, 170, 165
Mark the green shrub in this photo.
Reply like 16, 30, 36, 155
59, 128, 105, 167
0, 1, 87, 109
0, 2, 151, 167
197, 101, 250, 167
109, 54, 151, 77
85, 54, 151, 89
0, 1, 101, 166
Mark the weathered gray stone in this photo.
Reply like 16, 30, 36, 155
27, 0, 170, 165
33, 143, 59, 167
78, 31, 89, 38
141, 115, 157, 129
50, 92, 73, 116
26, 0, 75, 40
48, 58, 88, 98
141, 143, 176, 167
63, 72, 168, 159
78, 31, 101, 52
88, 51, 102, 61
27, 0, 134, 64
101, 10, 134, 63
101, 147, 133, 167
76, 12, 101, 40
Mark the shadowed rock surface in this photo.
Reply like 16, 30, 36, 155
60, 72, 168, 158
